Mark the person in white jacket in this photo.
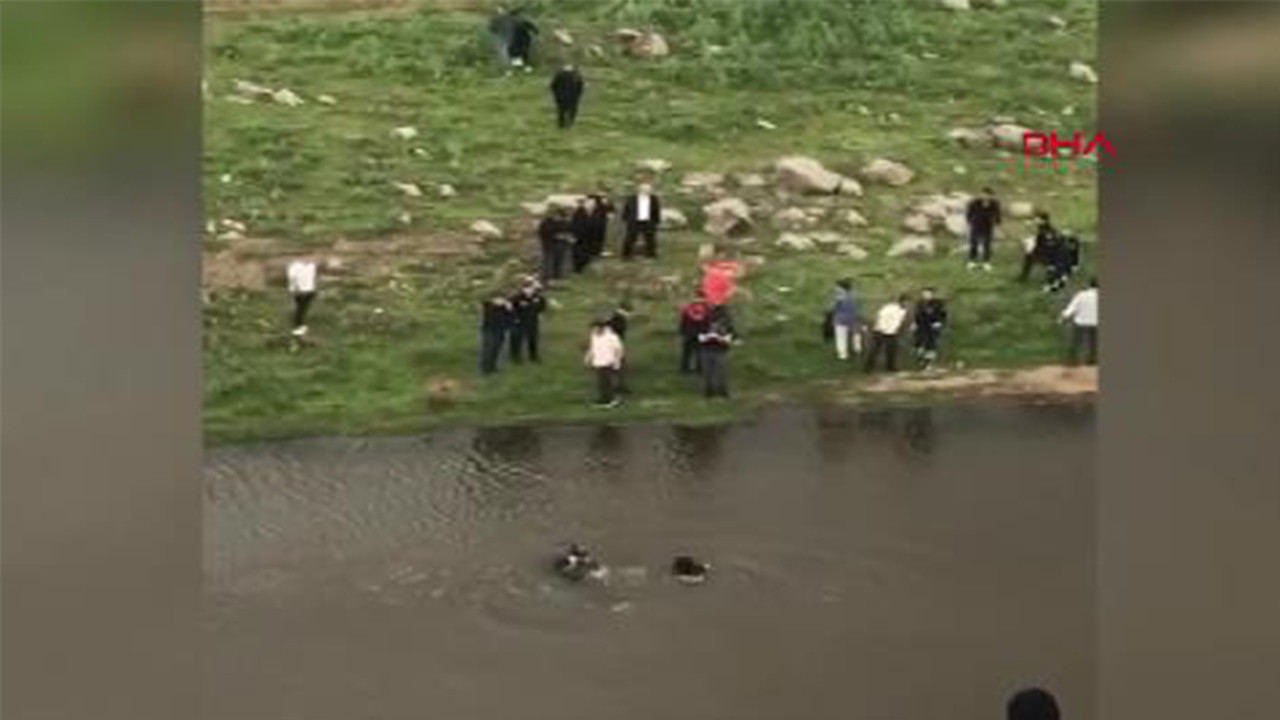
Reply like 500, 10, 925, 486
584, 320, 624, 407
1060, 277, 1099, 365
286, 257, 319, 336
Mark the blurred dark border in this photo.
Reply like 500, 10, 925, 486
2, 2, 1278, 719
1100, 2, 1280, 719
1, 2, 201, 719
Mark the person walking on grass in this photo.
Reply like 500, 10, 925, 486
286, 256, 319, 337
509, 278, 547, 364
607, 300, 634, 394
584, 320, 624, 408
911, 287, 948, 370
549, 64, 584, 129
1061, 276, 1099, 366
538, 205, 574, 283
507, 7, 538, 70
678, 289, 712, 374
698, 308, 736, 399
966, 185, 1002, 271
621, 182, 661, 259
1021, 210, 1060, 283
479, 293, 514, 375
829, 278, 862, 362
863, 294, 910, 373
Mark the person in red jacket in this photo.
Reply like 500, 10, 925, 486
678, 290, 712, 374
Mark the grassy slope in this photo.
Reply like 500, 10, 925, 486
203, 0, 1098, 444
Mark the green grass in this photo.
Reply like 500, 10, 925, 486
203, 0, 1098, 444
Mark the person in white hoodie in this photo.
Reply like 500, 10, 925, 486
584, 320, 624, 407
1061, 277, 1099, 365
286, 257, 319, 336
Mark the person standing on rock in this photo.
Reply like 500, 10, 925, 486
549, 64, 584, 129
863, 294, 910, 373
584, 320, 624, 408
966, 186, 1002, 271
829, 278, 862, 362
479, 293, 514, 375
509, 278, 547, 364
678, 289, 712, 374
286, 256, 319, 337
698, 307, 736, 399
538, 205, 574, 283
911, 287, 948, 370
1061, 277, 1099, 366
621, 182, 662, 259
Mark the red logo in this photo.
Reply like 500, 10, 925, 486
1018, 131, 1114, 175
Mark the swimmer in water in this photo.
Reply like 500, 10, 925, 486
671, 555, 710, 585
553, 543, 607, 582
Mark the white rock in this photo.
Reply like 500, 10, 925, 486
774, 156, 862, 196
271, 88, 305, 107
944, 214, 970, 238
394, 182, 423, 198
948, 127, 992, 147
618, 29, 669, 58
470, 220, 504, 241
553, 29, 574, 46
662, 208, 689, 229
225, 95, 254, 105
681, 172, 725, 189
776, 232, 816, 252
232, 79, 274, 100
902, 214, 933, 234
1046, 15, 1068, 30
324, 256, 344, 271
316, 94, 337, 105
991, 123, 1033, 151
587, 44, 606, 59
521, 202, 548, 216
702, 197, 753, 236
736, 173, 767, 188
205, 220, 217, 234
217, 231, 244, 242
219, 173, 233, 184
888, 236, 936, 258
1009, 201, 1036, 218
1069, 61, 1098, 85
636, 158, 672, 174
756, 118, 778, 130
953, 164, 968, 175
397, 212, 413, 225
843, 209, 869, 228
940, 0, 971, 10
862, 158, 915, 187
836, 243, 870, 261
772, 207, 815, 230
810, 231, 847, 246
391, 126, 419, 140
219, 218, 248, 233
438, 184, 458, 198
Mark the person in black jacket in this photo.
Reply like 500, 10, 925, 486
1020, 210, 1059, 283
965, 186, 1002, 271
570, 199, 594, 273
621, 182, 661, 259
911, 287, 948, 370
479, 294, 514, 375
538, 206, 574, 283
507, 8, 538, 69
678, 290, 712, 374
698, 307, 736, 399
585, 192, 614, 262
549, 64, 585, 129
509, 279, 547, 363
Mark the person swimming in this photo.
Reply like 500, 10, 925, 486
671, 555, 710, 585
553, 543, 607, 582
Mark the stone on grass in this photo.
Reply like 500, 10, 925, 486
470, 220, 504, 241
271, 88, 305, 107
394, 182, 423, 198
736, 173, 767, 188
843, 209, 869, 228
616, 29, 670, 58
1069, 61, 1099, 85
991, 123, 1033, 151
1047, 15, 1068, 31
888, 236, 936, 258
776, 232, 816, 252
944, 214, 970, 238
756, 118, 778, 130
553, 29, 574, 45
772, 207, 816, 230
862, 158, 915, 187
836, 243, 870, 261
902, 214, 933, 234
1009, 201, 1036, 219
661, 208, 689, 229
810, 231, 847, 246
948, 127, 992, 147
232, 79, 274, 100
636, 158, 672, 174
681, 172, 725, 190
702, 197, 753, 236
391, 126, 419, 140
316, 94, 337, 105
774, 156, 862, 196
438, 184, 458, 199
940, 0, 971, 10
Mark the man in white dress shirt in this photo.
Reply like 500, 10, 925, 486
863, 293, 910, 373
1061, 277, 1099, 365
621, 182, 662, 260
286, 257, 318, 336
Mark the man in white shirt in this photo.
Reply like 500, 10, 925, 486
1061, 277, 1099, 365
863, 294, 909, 373
622, 182, 662, 259
286, 257, 319, 336
584, 320, 625, 407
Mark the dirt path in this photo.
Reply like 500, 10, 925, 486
852, 365, 1098, 400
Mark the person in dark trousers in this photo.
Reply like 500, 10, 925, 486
1007, 687, 1061, 720
584, 320, 624, 408
585, 192, 614, 262
549, 64, 584, 129
1020, 210, 1060, 283
1061, 277, 1099, 365
1046, 230, 1081, 292
829, 278, 862, 361
479, 294, 514, 375
698, 309, 735, 399
509, 278, 547, 363
864, 294, 909, 373
286, 256, 319, 337
911, 287, 948, 370
538, 206, 574, 283
621, 182, 661, 259
607, 301, 633, 394
507, 8, 538, 69
570, 199, 594, 273
678, 290, 712, 374
966, 186, 1002, 271
488, 5, 516, 66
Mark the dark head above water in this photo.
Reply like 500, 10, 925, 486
553, 543, 603, 582
1007, 687, 1061, 720
672, 555, 710, 584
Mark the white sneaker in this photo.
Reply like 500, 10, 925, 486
291, 325, 308, 337
982, 263, 993, 272
966, 262, 978, 270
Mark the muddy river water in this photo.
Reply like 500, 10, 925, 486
205, 401, 1096, 720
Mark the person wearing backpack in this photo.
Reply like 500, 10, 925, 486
678, 290, 712, 374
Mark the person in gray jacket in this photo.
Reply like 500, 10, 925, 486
830, 278, 862, 361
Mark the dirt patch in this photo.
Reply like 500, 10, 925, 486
857, 365, 1098, 398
